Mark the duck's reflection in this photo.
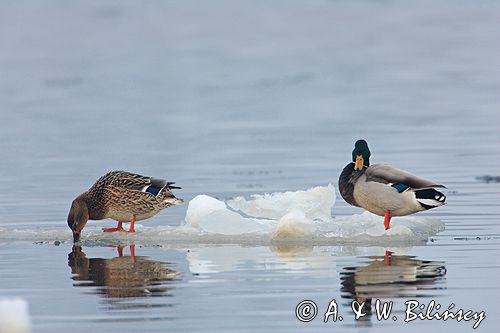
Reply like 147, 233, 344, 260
340, 251, 446, 320
68, 245, 180, 303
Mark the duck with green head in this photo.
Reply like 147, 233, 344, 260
338, 140, 446, 230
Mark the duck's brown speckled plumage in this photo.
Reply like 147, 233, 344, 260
82, 171, 182, 221
68, 171, 183, 241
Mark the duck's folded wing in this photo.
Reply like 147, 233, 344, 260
106, 171, 157, 191
104, 171, 180, 195
365, 164, 446, 189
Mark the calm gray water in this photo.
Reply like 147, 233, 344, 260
1, 1, 499, 332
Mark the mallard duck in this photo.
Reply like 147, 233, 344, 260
339, 140, 446, 230
67, 171, 183, 242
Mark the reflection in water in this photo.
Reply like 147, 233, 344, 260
68, 245, 180, 308
187, 244, 338, 275
186, 245, 414, 276
340, 251, 446, 320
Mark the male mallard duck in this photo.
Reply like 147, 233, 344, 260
338, 140, 446, 230
68, 171, 183, 242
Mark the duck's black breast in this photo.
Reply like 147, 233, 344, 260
338, 162, 363, 207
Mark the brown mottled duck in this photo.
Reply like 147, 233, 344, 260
67, 171, 183, 242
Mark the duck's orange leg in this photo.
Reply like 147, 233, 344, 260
128, 215, 136, 233
383, 211, 391, 230
385, 249, 391, 265
129, 245, 136, 262
117, 245, 124, 257
102, 216, 136, 233
102, 221, 126, 232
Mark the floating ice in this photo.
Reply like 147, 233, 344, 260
184, 195, 275, 235
272, 210, 316, 240
184, 195, 226, 229
0, 297, 31, 333
318, 211, 445, 244
184, 185, 334, 238
227, 184, 335, 221
0, 184, 445, 246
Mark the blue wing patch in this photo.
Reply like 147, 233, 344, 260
145, 186, 162, 196
391, 183, 410, 193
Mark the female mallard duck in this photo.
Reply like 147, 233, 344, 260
339, 140, 446, 230
68, 171, 183, 242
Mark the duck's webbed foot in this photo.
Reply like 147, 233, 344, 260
102, 221, 126, 232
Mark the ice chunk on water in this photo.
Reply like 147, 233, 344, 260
0, 297, 31, 333
185, 194, 275, 235
317, 211, 445, 244
184, 195, 226, 229
273, 210, 316, 240
227, 184, 335, 221
189, 209, 275, 235
185, 185, 334, 238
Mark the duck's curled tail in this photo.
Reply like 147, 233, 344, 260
415, 188, 446, 210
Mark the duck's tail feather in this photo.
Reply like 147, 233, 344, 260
166, 182, 182, 190
415, 188, 446, 210
144, 181, 181, 199
158, 182, 183, 206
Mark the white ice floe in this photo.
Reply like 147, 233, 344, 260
184, 195, 275, 235
0, 184, 445, 246
182, 185, 334, 239
227, 184, 335, 221
272, 210, 316, 240
0, 297, 31, 333
317, 211, 445, 243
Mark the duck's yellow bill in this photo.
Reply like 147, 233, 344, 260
354, 154, 364, 170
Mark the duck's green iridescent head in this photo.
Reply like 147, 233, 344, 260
352, 139, 370, 170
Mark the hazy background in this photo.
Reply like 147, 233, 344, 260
1, 1, 498, 228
